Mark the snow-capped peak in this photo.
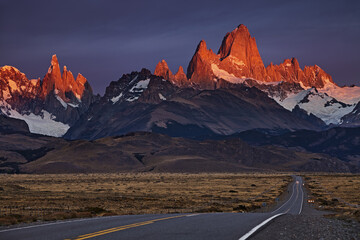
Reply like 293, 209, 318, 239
273, 87, 356, 125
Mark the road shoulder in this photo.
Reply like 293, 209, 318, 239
251, 186, 360, 240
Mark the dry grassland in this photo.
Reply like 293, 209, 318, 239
0, 173, 291, 225
305, 174, 360, 222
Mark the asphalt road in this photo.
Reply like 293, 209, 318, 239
0, 176, 304, 240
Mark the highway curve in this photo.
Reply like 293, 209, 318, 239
0, 176, 304, 240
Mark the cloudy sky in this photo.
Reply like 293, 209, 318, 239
0, 0, 359, 94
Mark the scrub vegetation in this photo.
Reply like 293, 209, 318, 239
305, 174, 360, 222
0, 173, 291, 225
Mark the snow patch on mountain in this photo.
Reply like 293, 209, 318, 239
318, 82, 360, 104
126, 96, 138, 102
55, 95, 67, 109
68, 103, 79, 108
228, 56, 246, 68
273, 89, 311, 111
211, 64, 246, 83
274, 88, 355, 124
111, 92, 123, 104
212, 64, 281, 86
129, 75, 138, 85
0, 101, 69, 137
129, 79, 150, 93
158, 93, 166, 100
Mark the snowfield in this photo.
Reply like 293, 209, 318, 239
0, 101, 70, 137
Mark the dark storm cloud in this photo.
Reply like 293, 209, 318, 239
0, 0, 359, 93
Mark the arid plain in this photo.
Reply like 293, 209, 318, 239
1, 173, 359, 226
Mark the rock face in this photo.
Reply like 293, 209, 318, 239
0, 66, 42, 113
0, 55, 94, 136
186, 40, 218, 89
266, 58, 333, 88
157, 24, 335, 90
42, 55, 92, 103
217, 24, 267, 81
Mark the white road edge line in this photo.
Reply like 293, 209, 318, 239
298, 179, 304, 214
0, 214, 168, 233
238, 213, 285, 240
271, 180, 296, 214
0, 217, 101, 233
0, 215, 125, 233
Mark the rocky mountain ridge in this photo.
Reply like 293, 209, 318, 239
156, 24, 335, 89
155, 24, 360, 125
0, 55, 94, 136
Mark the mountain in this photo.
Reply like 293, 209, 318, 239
0, 130, 353, 174
64, 69, 325, 140
155, 24, 360, 125
0, 55, 94, 136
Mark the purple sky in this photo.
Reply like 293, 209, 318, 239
1, 0, 359, 94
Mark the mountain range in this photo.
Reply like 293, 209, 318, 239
0, 24, 359, 173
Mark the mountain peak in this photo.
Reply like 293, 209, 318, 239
218, 24, 252, 59
216, 24, 267, 81
51, 54, 59, 66
154, 60, 173, 80
236, 24, 248, 30
173, 65, 188, 85
177, 66, 184, 73
154, 60, 188, 86
197, 40, 207, 50
0, 65, 21, 73
43, 54, 62, 96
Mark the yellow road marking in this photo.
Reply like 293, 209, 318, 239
68, 215, 185, 240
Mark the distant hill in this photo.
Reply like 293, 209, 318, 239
0, 131, 354, 174
236, 127, 360, 171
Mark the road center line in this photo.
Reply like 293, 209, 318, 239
186, 214, 201, 217
0, 215, 122, 233
68, 214, 187, 240
285, 182, 299, 213
271, 180, 296, 213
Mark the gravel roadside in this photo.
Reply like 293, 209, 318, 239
251, 183, 360, 240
